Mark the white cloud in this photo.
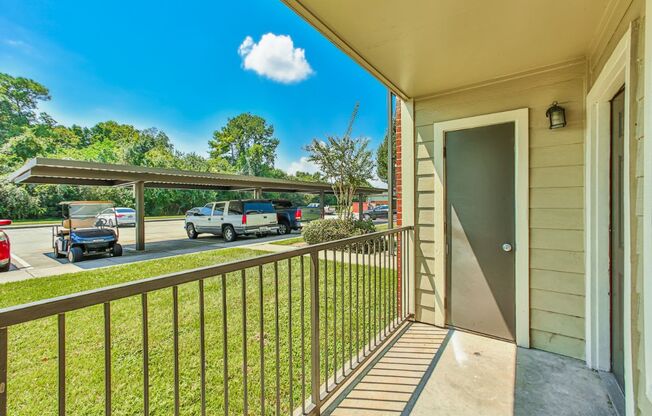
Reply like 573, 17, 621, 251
285, 156, 320, 175
238, 33, 313, 83
369, 178, 387, 189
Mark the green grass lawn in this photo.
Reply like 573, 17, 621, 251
1, 246, 397, 415
271, 236, 305, 246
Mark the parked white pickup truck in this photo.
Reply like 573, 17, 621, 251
184, 200, 279, 242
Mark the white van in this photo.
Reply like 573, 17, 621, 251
184, 200, 279, 242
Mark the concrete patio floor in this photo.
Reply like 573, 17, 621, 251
323, 323, 616, 416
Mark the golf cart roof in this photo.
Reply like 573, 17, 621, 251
59, 201, 115, 206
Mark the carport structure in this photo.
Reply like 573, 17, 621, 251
8, 157, 384, 250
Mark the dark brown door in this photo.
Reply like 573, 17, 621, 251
610, 88, 625, 391
445, 122, 516, 341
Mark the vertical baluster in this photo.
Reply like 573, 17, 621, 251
258, 266, 265, 416
348, 245, 352, 370
361, 241, 366, 356
309, 252, 321, 413
58, 313, 66, 416
401, 231, 404, 319
367, 241, 372, 351
340, 248, 344, 378
274, 262, 280, 415
332, 249, 337, 385
221, 274, 229, 416
381, 235, 385, 338
288, 258, 294, 414
173, 286, 180, 416
142, 293, 149, 416
300, 255, 306, 415
355, 245, 360, 363
104, 302, 112, 416
384, 235, 388, 336
199, 280, 206, 416
389, 235, 392, 330
407, 229, 410, 317
324, 250, 328, 390
0, 327, 6, 416
242, 270, 249, 416
391, 233, 396, 328
374, 239, 378, 347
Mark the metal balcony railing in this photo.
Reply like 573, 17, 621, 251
0, 226, 413, 415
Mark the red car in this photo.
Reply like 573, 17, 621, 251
0, 219, 11, 272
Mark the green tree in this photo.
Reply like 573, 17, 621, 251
305, 135, 373, 219
375, 116, 396, 183
0, 73, 51, 144
208, 113, 279, 176
293, 170, 324, 182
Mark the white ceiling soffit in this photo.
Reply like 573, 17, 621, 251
283, 0, 612, 99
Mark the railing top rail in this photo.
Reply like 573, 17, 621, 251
0, 226, 412, 328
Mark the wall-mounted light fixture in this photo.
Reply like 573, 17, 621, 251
546, 101, 567, 129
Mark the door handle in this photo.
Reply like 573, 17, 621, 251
501, 243, 513, 252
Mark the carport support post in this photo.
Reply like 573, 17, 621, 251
134, 181, 145, 251
358, 194, 364, 220
319, 191, 325, 219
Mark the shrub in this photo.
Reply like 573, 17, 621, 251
302, 218, 376, 245
0, 181, 43, 219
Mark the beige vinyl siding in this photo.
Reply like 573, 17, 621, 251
625, 17, 652, 415
411, 62, 587, 359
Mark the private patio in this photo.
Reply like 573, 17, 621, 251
321, 323, 615, 416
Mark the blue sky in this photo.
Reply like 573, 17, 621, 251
0, 0, 388, 179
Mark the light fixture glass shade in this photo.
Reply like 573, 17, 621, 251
546, 102, 566, 129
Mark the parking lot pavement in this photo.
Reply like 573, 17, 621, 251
0, 220, 301, 283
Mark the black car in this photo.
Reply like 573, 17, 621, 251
362, 205, 390, 220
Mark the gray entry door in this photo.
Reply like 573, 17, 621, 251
610, 88, 625, 391
445, 122, 516, 341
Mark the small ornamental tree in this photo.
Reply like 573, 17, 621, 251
305, 134, 373, 220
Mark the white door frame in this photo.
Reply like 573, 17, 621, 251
433, 108, 530, 348
584, 27, 633, 411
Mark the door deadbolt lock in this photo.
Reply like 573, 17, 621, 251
501, 243, 513, 252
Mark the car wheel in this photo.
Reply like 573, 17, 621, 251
223, 225, 236, 243
0, 261, 10, 273
112, 243, 123, 257
278, 222, 290, 235
186, 223, 198, 239
68, 246, 83, 263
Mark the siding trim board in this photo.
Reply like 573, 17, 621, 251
644, 0, 652, 402
585, 26, 635, 412
433, 108, 530, 348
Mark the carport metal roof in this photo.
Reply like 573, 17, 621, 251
7, 158, 385, 195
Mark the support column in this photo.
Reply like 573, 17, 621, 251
387, 89, 394, 230
253, 188, 263, 199
134, 181, 145, 251
319, 191, 325, 219
358, 194, 364, 220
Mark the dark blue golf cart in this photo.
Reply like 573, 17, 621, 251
53, 201, 123, 263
